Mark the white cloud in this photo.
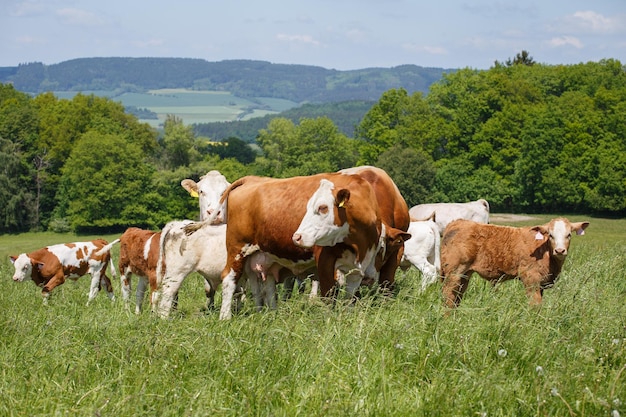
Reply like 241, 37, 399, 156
570, 11, 616, 33
15, 35, 47, 45
547, 36, 583, 49
276, 33, 321, 47
56, 7, 104, 26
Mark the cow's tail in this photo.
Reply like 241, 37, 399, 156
96, 238, 120, 257
96, 238, 120, 278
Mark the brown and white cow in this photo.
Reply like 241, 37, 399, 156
118, 227, 162, 314
440, 218, 589, 308
217, 168, 409, 319
10, 239, 120, 305
181, 170, 230, 223
409, 199, 490, 236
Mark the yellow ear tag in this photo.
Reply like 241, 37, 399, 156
190, 191, 199, 198
338, 200, 345, 208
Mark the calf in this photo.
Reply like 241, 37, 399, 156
118, 227, 161, 314
409, 199, 490, 236
155, 221, 230, 317
399, 213, 441, 293
440, 218, 589, 308
10, 239, 120, 305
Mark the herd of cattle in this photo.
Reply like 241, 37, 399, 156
9, 167, 589, 319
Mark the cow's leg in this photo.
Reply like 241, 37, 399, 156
135, 276, 149, 314
522, 274, 544, 305
263, 277, 278, 310
202, 278, 215, 311
315, 247, 338, 297
220, 269, 239, 320
157, 272, 186, 318
41, 274, 65, 305
413, 258, 438, 293
281, 274, 295, 301
100, 272, 115, 301
87, 272, 102, 305
120, 268, 132, 309
442, 270, 471, 308
343, 270, 364, 299
309, 276, 319, 299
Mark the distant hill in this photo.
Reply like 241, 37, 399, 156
0, 57, 453, 103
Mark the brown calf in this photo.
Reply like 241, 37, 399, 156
440, 218, 589, 308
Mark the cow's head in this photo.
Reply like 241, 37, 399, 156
181, 170, 230, 224
292, 179, 351, 248
10, 254, 35, 282
532, 218, 589, 260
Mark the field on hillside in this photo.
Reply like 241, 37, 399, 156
0, 214, 624, 416
54, 89, 299, 127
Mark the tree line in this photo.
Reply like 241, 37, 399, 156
1, 58, 447, 103
0, 56, 624, 234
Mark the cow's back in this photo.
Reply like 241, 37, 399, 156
340, 166, 409, 232
119, 228, 160, 276
442, 219, 544, 278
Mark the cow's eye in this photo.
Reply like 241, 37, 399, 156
318, 205, 329, 215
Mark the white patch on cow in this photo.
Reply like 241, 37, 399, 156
48, 242, 98, 269
550, 219, 569, 255
144, 235, 155, 260
293, 179, 350, 248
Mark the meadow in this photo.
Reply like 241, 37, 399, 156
54, 89, 299, 127
0, 214, 624, 416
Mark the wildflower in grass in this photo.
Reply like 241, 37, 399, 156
612, 409, 620, 417
394, 343, 404, 350
551, 387, 559, 397
535, 366, 544, 376
497, 349, 507, 358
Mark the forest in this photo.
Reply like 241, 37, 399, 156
0, 57, 624, 234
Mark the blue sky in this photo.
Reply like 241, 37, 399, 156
1, 0, 624, 70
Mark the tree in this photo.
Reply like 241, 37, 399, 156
56, 131, 156, 232
161, 115, 200, 169
376, 145, 435, 207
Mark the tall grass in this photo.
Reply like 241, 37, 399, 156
0, 216, 624, 416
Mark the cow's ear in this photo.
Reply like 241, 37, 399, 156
181, 179, 199, 198
572, 221, 589, 236
531, 226, 547, 240
9, 255, 17, 264
336, 189, 350, 208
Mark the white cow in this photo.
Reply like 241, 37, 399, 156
181, 170, 230, 223
399, 214, 441, 292
155, 221, 229, 317
409, 199, 490, 236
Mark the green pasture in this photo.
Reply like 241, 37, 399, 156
0, 214, 624, 416
53, 89, 299, 127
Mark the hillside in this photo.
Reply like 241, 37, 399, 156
0, 57, 452, 103
193, 100, 375, 141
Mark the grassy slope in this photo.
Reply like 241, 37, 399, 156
0, 214, 624, 416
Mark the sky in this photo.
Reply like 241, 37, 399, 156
1, 0, 625, 71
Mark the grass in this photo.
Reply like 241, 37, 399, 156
53, 89, 299, 127
0, 215, 624, 416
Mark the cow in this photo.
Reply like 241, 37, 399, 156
409, 199, 490, 236
155, 221, 233, 317
399, 213, 441, 293
118, 227, 162, 314
10, 239, 120, 305
440, 218, 589, 309
181, 170, 230, 223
